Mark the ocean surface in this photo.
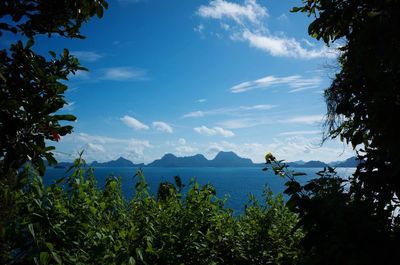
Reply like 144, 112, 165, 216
44, 166, 356, 214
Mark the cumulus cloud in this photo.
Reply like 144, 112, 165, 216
194, 126, 235, 137
175, 145, 198, 156
230, 74, 322, 93
242, 31, 336, 59
204, 137, 354, 163
197, 0, 268, 25
178, 138, 187, 145
56, 132, 152, 163
152, 121, 173, 133
196, 0, 337, 59
121, 115, 149, 130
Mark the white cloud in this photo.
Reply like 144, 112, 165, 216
101, 67, 146, 81
194, 126, 235, 137
71, 51, 103, 62
175, 145, 198, 156
277, 13, 288, 22
240, 104, 274, 110
278, 130, 321, 136
205, 137, 355, 163
57, 132, 152, 163
197, 0, 268, 25
230, 74, 321, 93
218, 118, 269, 129
194, 24, 205, 34
183, 111, 205, 118
152, 121, 173, 133
280, 115, 324, 125
87, 143, 105, 152
242, 30, 336, 59
121, 115, 149, 130
196, 0, 337, 59
178, 138, 186, 145
183, 104, 275, 118
197, 98, 207, 103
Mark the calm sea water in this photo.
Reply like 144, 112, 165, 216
44, 166, 355, 214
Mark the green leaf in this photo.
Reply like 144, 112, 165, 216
53, 114, 77, 122
40, 252, 50, 265
136, 248, 144, 261
96, 5, 104, 17
28, 223, 36, 240
128, 256, 136, 265
52, 252, 62, 265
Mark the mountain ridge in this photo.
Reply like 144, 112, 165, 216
49, 152, 358, 168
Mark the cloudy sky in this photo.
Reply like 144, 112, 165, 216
18, 0, 354, 163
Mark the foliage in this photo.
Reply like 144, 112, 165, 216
0, 158, 302, 264
0, 1, 108, 261
293, 0, 400, 213
0, 0, 108, 177
265, 154, 398, 265
281, 1, 400, 264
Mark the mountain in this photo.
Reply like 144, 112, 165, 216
50, 153, 358, 169
288, 160, 329, 168
291, 160, 306, 165
147, 151, 254, 167
147, 153, 209, 167
209, 151, 253, 167
334, 156, 359, 167
91, 157, 144, 167
302, 160, 329, 168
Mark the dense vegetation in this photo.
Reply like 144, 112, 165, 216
282, 1, 400, 264
1, 157, 302, 264
2, 0, 400, 264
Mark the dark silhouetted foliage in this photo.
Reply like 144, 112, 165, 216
0, 1, 108, 260
271, 1, 400, 264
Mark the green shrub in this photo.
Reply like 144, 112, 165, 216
1, 157, 302, 264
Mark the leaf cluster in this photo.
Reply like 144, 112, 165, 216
0, 0, 108, 178
1, 159, 302, 265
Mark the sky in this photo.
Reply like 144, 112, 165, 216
5, 0, 356, 163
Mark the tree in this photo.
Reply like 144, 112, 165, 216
0, 0, 108, 260
283, 0, 400, 263
0, 0, 108, 178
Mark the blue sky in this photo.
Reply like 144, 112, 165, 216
9, 0, 355, 163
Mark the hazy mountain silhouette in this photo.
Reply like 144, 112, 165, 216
91, 157, 144, 167
50, 152, 357, 168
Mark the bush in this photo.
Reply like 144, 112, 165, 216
0, 157, 302, 264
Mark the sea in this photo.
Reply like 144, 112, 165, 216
44, 166, 356, 214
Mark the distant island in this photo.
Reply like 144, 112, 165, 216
92, 157, 145, 168
50, 151, 359, 168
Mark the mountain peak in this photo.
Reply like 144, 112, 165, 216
91, 156, 143, 167
214, 151, 239, 159
162, 153, 177, 159
211, 151, 253, 167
